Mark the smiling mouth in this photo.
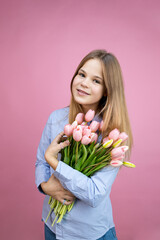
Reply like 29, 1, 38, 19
77, 89, 90, 95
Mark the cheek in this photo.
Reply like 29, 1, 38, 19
72, 77, 81, 91
72, 77, 78, 93
93, 86, 104, 97
73, 76, 81, 85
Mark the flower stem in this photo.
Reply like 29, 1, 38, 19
75, 141, 79, 165
45, 208, 53, 223
52, 213, 59, 226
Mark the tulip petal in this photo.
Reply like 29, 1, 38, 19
121, 146, 129, 152
108, 128, 120, 141
118, 132, 128, 142
111, 147, 124, 159
81, 135, 91, 145
90, 121, 100, 132
103, 139, 113, 148
110, 160, 123, 167
112, 139, 122, 148
123, 161, 136, 168
85, 109, 95, 122
64, 124, 73, 137
102, 137, 109, 144
90, 132, 98, 143
72, 120, 78, 129
75, 113, 84, 124
73, 128, 82, 141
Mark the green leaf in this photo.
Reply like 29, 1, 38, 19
75, 144, 88, 171
82, 156, 97, 174
63, 146, 70, 165
80, 145, 96, 171
85, 163, 107, 177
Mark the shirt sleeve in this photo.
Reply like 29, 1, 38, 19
35, 114, 53, 193
54, 161, 119, 207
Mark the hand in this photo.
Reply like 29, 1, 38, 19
45, 131, 70, 170
41, 175, 75, 205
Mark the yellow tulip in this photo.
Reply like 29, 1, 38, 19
103, 139, 113, 148
123, 161, 136, 168
112, 139, 122, 148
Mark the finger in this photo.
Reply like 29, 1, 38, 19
54, 132, 65, 143
60, 199, 73, 205
61, 136, 68, 141
63, 195, 75, 202
63, 193, 75, 201
65, 200, 73, 205
63, 190, 75, 197
64, 191, 75, 197
59, 140, 70, 149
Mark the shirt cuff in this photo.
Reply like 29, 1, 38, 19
54, 160, 86, 183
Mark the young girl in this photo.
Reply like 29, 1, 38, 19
35, 49, 132, 240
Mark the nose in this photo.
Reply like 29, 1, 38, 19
81, 77, 89, 88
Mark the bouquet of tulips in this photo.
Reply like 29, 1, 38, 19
45, 109, 135, 226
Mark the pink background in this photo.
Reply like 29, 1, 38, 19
1, 0, 160, 239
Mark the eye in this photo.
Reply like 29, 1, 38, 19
93, 79, 101, 84
79, 72, 85, 78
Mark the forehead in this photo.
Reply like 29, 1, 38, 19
81, 59, 103, 77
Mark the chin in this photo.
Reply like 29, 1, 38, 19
73, 95, 86, 104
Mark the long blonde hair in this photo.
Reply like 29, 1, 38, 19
69, 49, 133, 158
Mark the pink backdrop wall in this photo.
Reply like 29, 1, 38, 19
1, 0, 160, 239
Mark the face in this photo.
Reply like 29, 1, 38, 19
72, 59, 106, 113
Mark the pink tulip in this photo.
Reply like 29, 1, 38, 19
90, 132, 98, 143
76, 125, 83, 132
118, 132, 128, 142
75, 113, 84, 124
102, 136, 109, 144
82, 126, 91, 137
80, 122, 86, 130
111, 146, 129, 159
73, 128, 82, 142
103, 139, 113, 148
121, 146, 129, 152
112, 155, 124, 161
108, 128, 120, 141
81, 135, 91, 145
72, 120, 78, 129
99, 120, 103, 132
64, 124, 73, 137
112, 139, 122, 148
110, 160, 123, 167
81, 126, 85, 132
85, 109, 95, 122
111, 147, 124, 159
90, 121, 100, 132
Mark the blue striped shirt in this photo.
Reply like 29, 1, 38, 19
35, 107, 119, 240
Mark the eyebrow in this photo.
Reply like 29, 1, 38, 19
79, 68, 103, 81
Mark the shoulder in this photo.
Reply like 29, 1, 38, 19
48, 106, 69, 124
